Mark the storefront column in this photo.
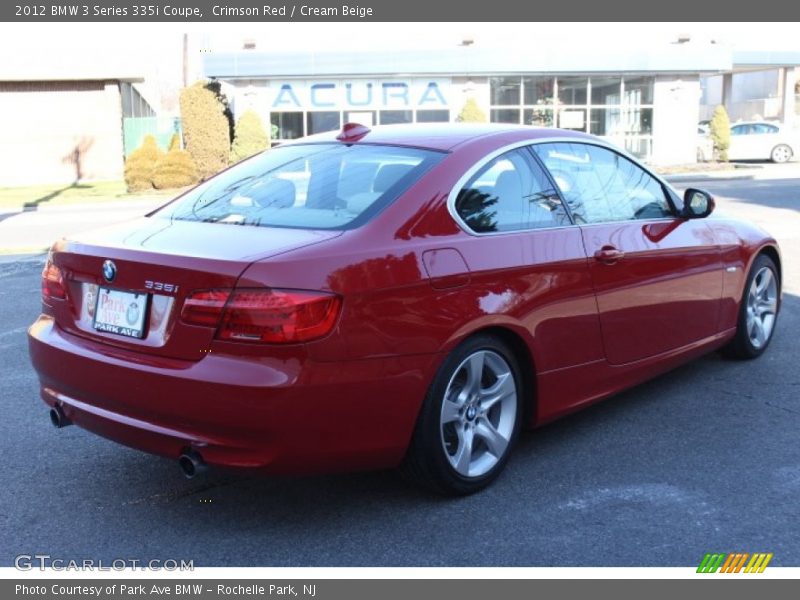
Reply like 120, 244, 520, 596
650, 76, 701, 165
782, 67, 797, 128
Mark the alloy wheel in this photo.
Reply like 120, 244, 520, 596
746, 266, 778, 349
439, 350, 517, 478
771, 145, 792, 163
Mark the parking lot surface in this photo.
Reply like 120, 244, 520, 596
1, 175, 798, 567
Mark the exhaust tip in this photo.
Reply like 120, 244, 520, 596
49, 406, 71, 429
178, 451, 207, 479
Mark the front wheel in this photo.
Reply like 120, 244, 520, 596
723, 254, 780, 359
402, 335, 523, 495
771, 144, 793, 163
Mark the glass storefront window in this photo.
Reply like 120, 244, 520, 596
523, 77, 555, 105
490, 77, 521, 105
490, 109, 521, 124
306, 111, 341, 135
589, 108, 622, 136
488, 74, 654, 160
623, 107, 653, 135
700, 76, 723, 106
590, 77, 621, 105
558, 108, 586, 130
271, 112, 304, 140
416, 110, 450, 122
345, 110, 375, 126
623, 77, 654, 105
380, 110, 413, 125
624, 137, 652, 159
523, 108, 554, 127
557, 77, 588, 105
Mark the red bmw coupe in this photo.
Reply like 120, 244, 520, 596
29, 123, 781, 494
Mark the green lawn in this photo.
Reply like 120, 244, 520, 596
0, 181, 178, 211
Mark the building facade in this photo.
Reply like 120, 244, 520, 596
0, 78, 152, 186
204, 44, 800, 166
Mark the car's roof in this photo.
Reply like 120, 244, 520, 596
290, 123, 597, 152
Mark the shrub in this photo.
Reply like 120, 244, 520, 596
230, 109, 269, 163
167, 132, 182, 152
124, 135, 163, 192
709, 105, 731, 162
152, 147, 199, 190
179, 81, 232, 180
456, 98, 487, 123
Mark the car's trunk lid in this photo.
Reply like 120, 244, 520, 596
49, 217, 341, 360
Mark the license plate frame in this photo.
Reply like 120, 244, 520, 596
92, 287, 149, 339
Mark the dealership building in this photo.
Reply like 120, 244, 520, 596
204, 42, 800, 165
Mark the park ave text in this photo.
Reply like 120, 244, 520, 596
16, 584, 316, 597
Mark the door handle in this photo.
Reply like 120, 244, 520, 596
594, 246, 625, 264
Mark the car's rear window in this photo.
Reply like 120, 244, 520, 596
158, 143, 443, 230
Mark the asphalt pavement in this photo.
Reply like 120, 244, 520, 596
0, 174, 798, 567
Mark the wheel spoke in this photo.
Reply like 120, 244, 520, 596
752, 317, 766, 346
748, 285, 758, 308
759, 297, 777, 316
441, 399, 461, 424
475, 420, 508, 458
480, 372, 515, 410
464, 352, 485, 396
452, 427, 474, 475
756, 270, 772, 296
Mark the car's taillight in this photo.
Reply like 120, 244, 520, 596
181, 289, 231, 327
181, 288, 342, 344
41, 260, 66, 301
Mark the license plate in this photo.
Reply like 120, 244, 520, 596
93, 287, 148, 339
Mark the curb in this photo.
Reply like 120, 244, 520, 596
0, 197, 170, 217
0, 251, 47, 264
663, 171, 758, 184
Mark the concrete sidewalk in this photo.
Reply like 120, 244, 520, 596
662, 161, 800, 183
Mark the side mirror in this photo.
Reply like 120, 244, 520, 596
682, 188, 715, 219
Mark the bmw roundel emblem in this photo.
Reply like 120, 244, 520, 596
102, 260, 117, 282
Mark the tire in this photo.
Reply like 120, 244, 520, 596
402, 334, 523, 495
771, 144, 793, 164
722, 254, 780, 360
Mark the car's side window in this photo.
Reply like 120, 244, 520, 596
731, 125, 750, 136
532, 142, 673, 224
454, 149, 569, 233
752, 123, 778, 134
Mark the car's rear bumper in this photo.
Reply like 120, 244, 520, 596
28, 315, 439, 474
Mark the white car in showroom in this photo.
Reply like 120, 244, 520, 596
699, 120, 798, 163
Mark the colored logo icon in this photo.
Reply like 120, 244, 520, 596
697, 552, 773, 573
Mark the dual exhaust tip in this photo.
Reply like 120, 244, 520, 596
49, 405, 72, 429
178, 450, 207, 479
49, 406, 207, 479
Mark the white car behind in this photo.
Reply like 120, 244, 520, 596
699, 120, 798, 163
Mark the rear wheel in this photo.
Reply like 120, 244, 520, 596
723, 254, 780, 359
402, 335, 523, 495
771, 144, 793, 163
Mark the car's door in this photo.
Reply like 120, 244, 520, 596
729, 123, 754, 160
749, 123, 780, 158
532, 142, 724, 365
451, 147, 605, 374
